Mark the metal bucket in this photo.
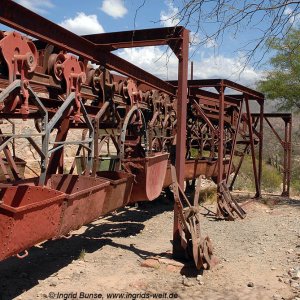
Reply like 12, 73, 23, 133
163, 159, 209, 187
124, 153, 169, 202
50, 175, 110, 236
96, 171, 134, 215
0, 182, 65, 261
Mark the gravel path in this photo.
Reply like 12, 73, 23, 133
0, 196, 300, 300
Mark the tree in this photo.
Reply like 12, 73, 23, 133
258, 28, 300, 111
164, 0, 300, 66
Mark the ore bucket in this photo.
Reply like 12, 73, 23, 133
123, 152, 169, 203
96, 171, 134, 215
0, 182, 65, 261
50, 174, 110, 237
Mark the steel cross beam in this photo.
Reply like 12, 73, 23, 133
168, 79, 264, 100
0, 0, 175, 95
84, 27, 185, 50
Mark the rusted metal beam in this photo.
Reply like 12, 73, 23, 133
259, 114, 292, 197
169, 79, 264, 100
0, 0, 96, 60
0, 0, 176, 95
98, 52, 176, 95
190, 89, 241, 106
258, 101, 264, 189
245, 95, 260, 197
84, 26, 184, 50
226, 99, 243, 184
217, 83, 225, 185
173, 27, 189, 260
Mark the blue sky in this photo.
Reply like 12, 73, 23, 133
3, 0, 274, 87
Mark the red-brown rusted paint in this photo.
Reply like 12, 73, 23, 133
96, 171, 134, 215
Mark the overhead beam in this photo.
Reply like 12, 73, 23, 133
168, 79, 264, 100
84, 26, 184, 50
0, 0, 176, 95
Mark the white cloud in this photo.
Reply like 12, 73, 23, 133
204, 38, 218, 49
193, 55, 262, 87
117, 47, 178, 80
284, 6, 300, 26
60, 13, 104, 35
160, 1, 180, 27
14, 0, 54, 14
190, 32, 201, 46
117, 47, 262, 87
101, 0, 127, 19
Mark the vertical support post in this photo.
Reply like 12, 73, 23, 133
282, 120, 288, 196
226, 98, 243, 184
287, 116, 292, 197
258, 100, 264, 194
173, 28, 189, 259
245, 95, 260, 197
217, 83, 225, 186
282, 116, 292, 197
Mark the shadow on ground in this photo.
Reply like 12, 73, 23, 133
0, 198, 173, 300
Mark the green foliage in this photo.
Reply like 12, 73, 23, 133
291, 160, 300, 194
78, 249, 86, 261
258, 28, 300, 111
261, 164, 282, 193
233, 156, 282, 193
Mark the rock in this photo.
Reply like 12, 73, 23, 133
287, 249, 294, 254
158, 257, 184, 267
49, 281, 56, 287
196, 274, 203, 282
271, 267, 277, 271
278, 277, 283, 282
290, 280, 300, 289
272, 294, 282, 300
182, 277, 194, 287
141, 258, 160, 269
198, 281, 204, 286
288, 267, 300, 280
165, 264, 180, 273
247, 282, 254, 287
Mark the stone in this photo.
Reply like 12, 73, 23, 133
158, 257, 184, 267
182, 277, 194, 287
290, 280, 300, 289
288, 267, 300, 280
272, 294, 282, 300
271, 267, 277, 271
287, 249, 294, 254
165, 264, 180, 273
141, 258, 160, 269
196, 275, 203, 281
247, 282, 254, 287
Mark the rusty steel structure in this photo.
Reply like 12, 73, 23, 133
0, 0, 292, 270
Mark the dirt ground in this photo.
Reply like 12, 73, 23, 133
1, 194, 300, 300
